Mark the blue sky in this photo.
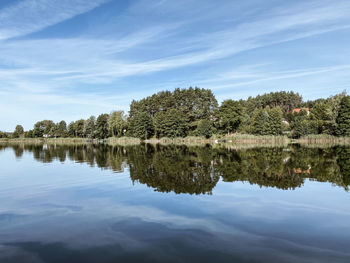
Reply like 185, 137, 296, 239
0, 0, 350, 131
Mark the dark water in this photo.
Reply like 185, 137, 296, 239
0, 143, 349, 263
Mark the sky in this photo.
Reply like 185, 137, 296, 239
0, 0, 350, 131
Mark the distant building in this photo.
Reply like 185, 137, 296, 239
43, 134, 51, 138
292, 108, 310, 115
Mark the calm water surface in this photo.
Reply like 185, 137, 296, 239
0, 143, 349, 263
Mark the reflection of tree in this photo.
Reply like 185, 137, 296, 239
107, 146, 127, 173
4, 144, 127, 172
216, 146, 350, 191
289, 146, 348, 191
2, 143, 350, 192
128, 145, 219, 195
12, 144, 24, 158
216, 148, 304, 190
337, 147, 350, 188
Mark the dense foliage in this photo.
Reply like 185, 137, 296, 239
215, 100, 243, 134
0, 131, 9, 138
4, 88, 349, 139
154, 109, 188, 138
128, 112, 154, 140
129, 87, 217, 133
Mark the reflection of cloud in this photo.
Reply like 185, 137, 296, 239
1, 183, 350, 262
0, 244, 42, 263
2, 217, 350, 263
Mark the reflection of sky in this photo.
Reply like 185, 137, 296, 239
1, 148, 350, 262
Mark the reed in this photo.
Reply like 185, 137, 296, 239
2, 134, 349, 147
0, 137, 88, 144
144, 134, 290, 145
107, 137, 141, 145
296, 135, 350, 145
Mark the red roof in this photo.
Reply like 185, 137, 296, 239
293, 168, 311, 174
292, 108, 310, 114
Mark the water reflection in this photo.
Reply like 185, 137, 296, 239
2, 143, 350, 193
1, 143, 350, 263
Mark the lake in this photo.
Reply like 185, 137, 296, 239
0, 143, 349, 263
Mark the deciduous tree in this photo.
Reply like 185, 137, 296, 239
108, 111, 126, 137
13, 125, 24, 138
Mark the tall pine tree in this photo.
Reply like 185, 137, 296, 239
268, 107, 283, 135
336, 96, 350, 136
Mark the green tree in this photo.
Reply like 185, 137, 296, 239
267, 107, 283, 135
25, 130, 34, 138
12, 125, 24, 138
243, 91, 302, 116
292, 118, 317, 138
75, 120, 85, 137
309, 102, 334, 134
197, 119, 214, 138
328, 92, 347, 128
56, 120, 67, 137
129, 112, 154, 139
68, 122, 76, 137
67, 120, 85, 137
336, 96, 350, 136
33, 120, 55, 137
290, 110, 317, 138
108, 111, 126, 137
173, 87, 218, 130
154, 109, 188, 138
216, 100, 243, 134
0, 131, 8, 138
95, 114, 110, 139
129, 87, 218, 133
84, 116, 96, 138
251, 108, 269, 135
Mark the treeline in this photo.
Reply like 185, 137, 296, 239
2, 87, 350, 139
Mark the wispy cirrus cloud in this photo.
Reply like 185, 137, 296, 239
201, 65, 350, 90
2, 0, 349, 85
1, 0, 350, 130
0, 0, 110, 40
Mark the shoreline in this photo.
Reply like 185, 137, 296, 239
1, 134, 350, 147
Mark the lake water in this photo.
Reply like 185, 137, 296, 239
0, 143, 349, 263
